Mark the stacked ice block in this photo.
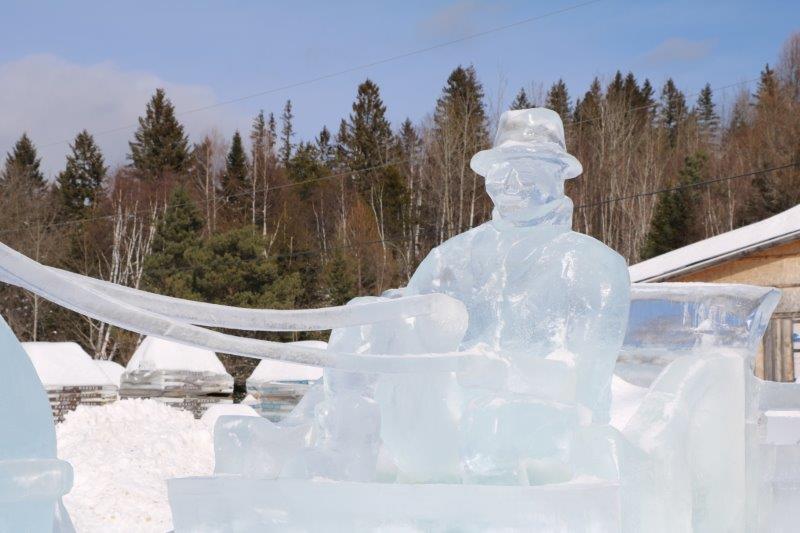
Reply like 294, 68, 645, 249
120, 336, 233, 418
245, 340, 324, 421
23, 342, 118, 423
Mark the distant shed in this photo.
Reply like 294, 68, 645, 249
630, 205, 800, 381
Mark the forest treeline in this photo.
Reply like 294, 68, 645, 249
1, 33, 799, 368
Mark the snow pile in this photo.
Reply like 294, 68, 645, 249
57, 399, 213, 532
23, 342, 118, 422
246, 340, 324, 421
23, 342, 112, 387
126, 336, 227, 373
120, 337, 233, 418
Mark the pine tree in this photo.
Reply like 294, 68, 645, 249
510, 87, 532, 110
342, 79, 393, 175
142, 186, 204, 297
2, 133, 45, 190
432, 65, 490, 235
56, 130, 107, 218
222, 131, 249, 207
316, 126, 334, 165
288, 142, 324, 199
659, 78, 687, 147
606, 71, 625, 103
695, 84, 719, 137
129, 88, 190, 180
280, 100, 294, 168
545, 79, 572, 120
325, 250, 356, 306
189, 227, 302, 309
755, 64, 779, 110
640, 153, 705, 260
573, 78, 602, 127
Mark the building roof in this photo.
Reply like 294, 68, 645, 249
629, 204, 800, 282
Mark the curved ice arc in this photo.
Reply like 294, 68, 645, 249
0, 242, 473, 373
49, 266, 457, 331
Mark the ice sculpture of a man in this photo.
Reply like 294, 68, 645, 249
402, 108, 631, 483
319, 108, 630, 486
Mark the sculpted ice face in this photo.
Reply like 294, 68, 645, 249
472, 108, 583, 225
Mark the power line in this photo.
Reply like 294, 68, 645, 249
3, 70, 768, 237
575, 162, 798, 210
565, 77, 760, 131
38, 0, 602, 150
88, 161, 800, 275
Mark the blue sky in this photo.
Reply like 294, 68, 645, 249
2, 0, 798, 176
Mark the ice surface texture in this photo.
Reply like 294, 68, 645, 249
0, 316, 73, 532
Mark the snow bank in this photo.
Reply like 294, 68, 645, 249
248, 341, 326, 383
56, 399, 213, 532
23, 342, 113, 387
126, 336, 227, 373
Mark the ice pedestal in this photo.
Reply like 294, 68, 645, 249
0, 316, 73, 532
168, 477, 620, 532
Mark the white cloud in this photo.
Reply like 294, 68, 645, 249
643, 37, 715, 66
0, 54, 244, 178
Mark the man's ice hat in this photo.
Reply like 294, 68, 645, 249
470, 108, 582, 180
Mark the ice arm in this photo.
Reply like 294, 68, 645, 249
48, 266, 452, 331
0, 242, 473, 374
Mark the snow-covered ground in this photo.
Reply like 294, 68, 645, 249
56, 399, 214, 532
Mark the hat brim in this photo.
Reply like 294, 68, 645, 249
470, 143, 583, 180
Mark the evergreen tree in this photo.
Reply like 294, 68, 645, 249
640, 153, 705, 260
56, 130, 107, 218
128, 89, 190, 180
545, 79, 572, 120
574, 78, 602, 125
755, 64, 779, 110
325, 250, 356, 305
288, 142, 324, 198
695, 84, 719, 137
659, 78, 687, 147
2, 133, 45, 190
250, 110, 268, 161
222, 131, 249, 206
432, 65, 490, 234
316, 126, 334, 165
280, 100, 294, 168
188, 227, 302, 309
342, 79, 393, 175
605, 71, 625, 103
510, 87, 532, 110
143, 186, 204, 297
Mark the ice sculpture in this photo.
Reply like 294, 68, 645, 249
0, 315, 74, 532
0, 108, 791, 531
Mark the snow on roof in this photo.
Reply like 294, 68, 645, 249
629, 204, 800, 282
126, 336, 228, 374
23, 342, 113, 387
95, 360, 125, 387
248, 340, 325, 383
